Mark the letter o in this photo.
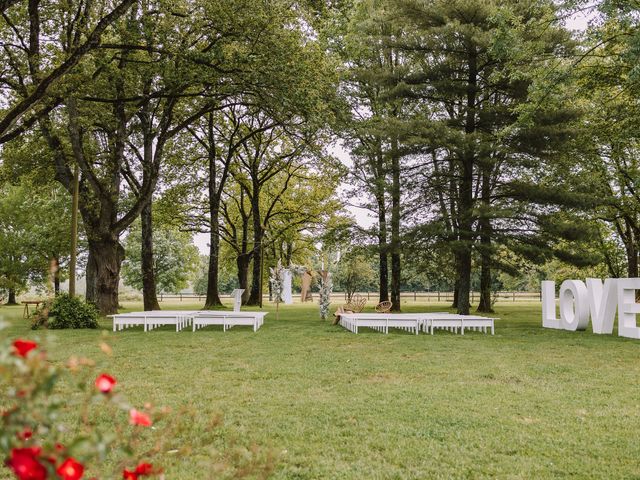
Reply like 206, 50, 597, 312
559, 280, 590, 331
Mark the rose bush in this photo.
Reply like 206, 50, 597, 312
0, 334, 164, 479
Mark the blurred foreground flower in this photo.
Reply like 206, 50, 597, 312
11, 339, 38, 358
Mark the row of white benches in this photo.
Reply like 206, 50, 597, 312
108, 310, 496, 336
338, 312, 497, 335
108, 310, 267, 332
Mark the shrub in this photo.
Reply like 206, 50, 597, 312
31, 294, 99, 330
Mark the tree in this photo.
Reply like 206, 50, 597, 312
0, 0, 137, 143
0, 178, 71, 303
333, 251, 376, 301
122, 222, 199, 294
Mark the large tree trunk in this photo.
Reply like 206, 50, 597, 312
477, 166, 493, 313
87, 237, 125, 314
377, 196, 389, 303
7, 288, 17, 305
451, 279, 459, 309
204, 225, 223, 308
457, 47, 478, 316
246, 183, 263, 306
86, 250, 97, 304
141, 203, 160, 311
390, 138, 401, 312
204, 144, 223, 307
236, 253, 252, 303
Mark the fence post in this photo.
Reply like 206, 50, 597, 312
180, 293, 183, 302
513, 291, 516, 302
368, 291, 370, 300
437, 291, 440, 302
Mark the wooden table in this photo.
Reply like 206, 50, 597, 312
22, 301, 41, 318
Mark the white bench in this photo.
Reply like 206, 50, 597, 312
109, 311, 195, 332
423, 314, 496, 335
338, 312, 496, 335
192, 311, 267, 332
339, 313, 421, 334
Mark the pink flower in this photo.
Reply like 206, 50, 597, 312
56, 458, 84, 480
94, 374, 116, 394
12, 340, 38, 358
129, 409, 152, 427
5, 447, 47, 480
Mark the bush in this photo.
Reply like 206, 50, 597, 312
31, 294, 99, 329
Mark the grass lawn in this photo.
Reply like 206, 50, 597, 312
1, 300, 640, 479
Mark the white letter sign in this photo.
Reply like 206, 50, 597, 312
542, 278, 640, 339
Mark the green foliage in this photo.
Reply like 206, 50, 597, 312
192, 255, 239, 295
122, 221, 200, 294
31, 294, 99, 330
0, 177, 71, 298
333, 251, 376, 298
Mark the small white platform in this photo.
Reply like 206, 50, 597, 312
338, 312, 496, 335
192, 311, 267, 332
108, 310, 195, 332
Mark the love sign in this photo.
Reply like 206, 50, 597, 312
541, 278, 640, 339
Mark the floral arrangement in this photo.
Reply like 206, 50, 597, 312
269, 260, 286, 320
269, 260, 286, 305
1, 333, 166, 479
318, 272, 333, 320
288, 264, 308, 277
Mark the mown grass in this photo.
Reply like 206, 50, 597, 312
1, 300, 640, 479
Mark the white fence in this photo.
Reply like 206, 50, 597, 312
156, 291, 541, 303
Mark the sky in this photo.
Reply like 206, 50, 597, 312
193, 5, 598, 254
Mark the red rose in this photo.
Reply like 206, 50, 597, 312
5, 447, 47, 480
122, 469, 137, 480
17, 428, 33, 440
56, 457, 84, 480
12, 340, 37, 358
94, 374, 116, 394
129, 409, 152, 427
135, 463, 153, 475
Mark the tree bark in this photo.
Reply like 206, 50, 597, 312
246, 181, 263, 306
141, 202, 160, 311
85, 250, 96, 304
456, 46, 478, 316
7, 288, 17, 305
377, 193, 389, 303
390, 137, 401, 312
87, 236, 124, 314
204, 133, 223, 308
477, 165, 493, 313
451, 279, 459, 309
236, 253, 252, 302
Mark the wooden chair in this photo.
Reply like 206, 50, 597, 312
332, 294, 367, 325
375, 301, 392, 313
347, 294, 367, 313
